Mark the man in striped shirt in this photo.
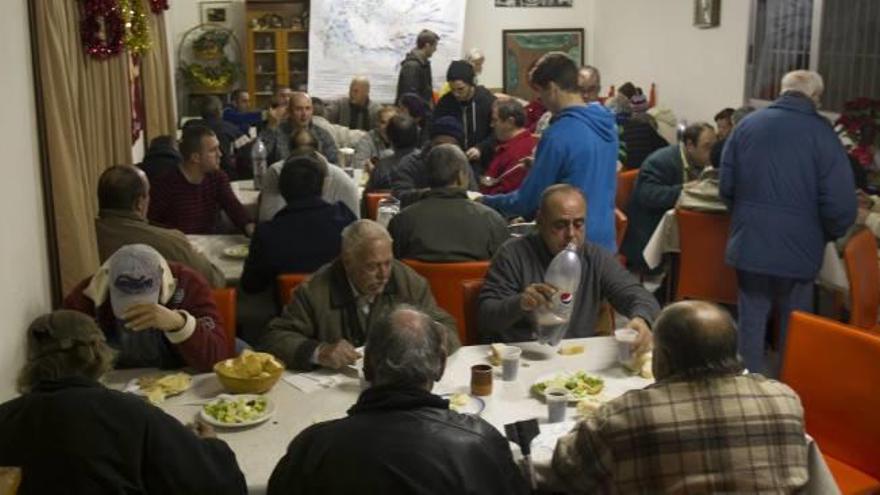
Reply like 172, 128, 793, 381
148, 125, 254, 236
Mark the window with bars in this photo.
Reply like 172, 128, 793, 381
747, 0, 880, 112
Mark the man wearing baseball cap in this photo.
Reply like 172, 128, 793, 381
63, 244, 234, 371
0, 310, 246, 494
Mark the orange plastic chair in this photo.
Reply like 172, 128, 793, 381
842, 227, 880, 330
615, 208, 628, 249
675, 208, 738, 305
402, 259, 489, 345
276, 273, 310, 306
211, 287, 237, 355
460, 279, 485, 345
782, 312, 880, 493
365, 191, 391, 221
616, 169, 639, 211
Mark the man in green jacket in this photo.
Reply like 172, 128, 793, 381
260, 219, 460, 370
95, 165, 225, 288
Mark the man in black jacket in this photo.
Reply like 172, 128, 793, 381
267, 305, 528, 495
434, 60, 497, 174
0, 310, 246, 495
396, 29, 439, 106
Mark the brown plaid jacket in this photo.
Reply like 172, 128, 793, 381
553, 374, 809, 494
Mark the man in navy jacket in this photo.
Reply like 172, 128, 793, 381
719, 70, 856, 374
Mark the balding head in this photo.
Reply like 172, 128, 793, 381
537, 185, 587, 255
98, 165, 150, 217
363, 304, 446, 389
349, 77, 371, 106
578, 65, 601, 102
289, 92, 313, 129
341, 220, 394, 298
781, 70, 824, 106
652, 301, 743, 381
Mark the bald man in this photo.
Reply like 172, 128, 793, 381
258, 92, 339, 164
326, 77, 381, 131
478, 184, 659, 345
553, 300, 812, 493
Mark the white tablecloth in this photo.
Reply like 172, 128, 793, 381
642, 209, 850, 291
187, 234, 249, 284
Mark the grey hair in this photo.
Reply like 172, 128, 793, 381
731, 105, 755, 126
781, 70, 824, 98
350, 76, 370, 87
605, 94, 632, 115
364, 304, 446, 387
466, 48, 484, 63
341, 219, 392, 256
426, 143, 468, 188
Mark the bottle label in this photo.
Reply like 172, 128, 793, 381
559, 292, 573, 305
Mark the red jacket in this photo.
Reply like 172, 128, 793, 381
480, 130, 537, 195
63, 262, 233, 372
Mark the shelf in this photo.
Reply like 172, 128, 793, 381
255, 92, 273, 96
254, 50, 276, 53
255, 72, 277, 75
287, 49, 309, 53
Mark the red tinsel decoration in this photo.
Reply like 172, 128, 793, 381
80, 0, 125, 59
149, 0, 169, 14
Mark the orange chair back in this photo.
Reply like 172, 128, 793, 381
615, 208, 628, 249
842, 228, 880, 330
616, 169, 639, 211
782, 312, 880, 484
365, 191, 391, 220
211, 287, 237, 355
675, 208, 737, 305
461, 279, 485, 345
402, 259, 490, 345
277, 273, 310, 306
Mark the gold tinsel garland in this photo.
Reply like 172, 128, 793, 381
119, 0, 151, 55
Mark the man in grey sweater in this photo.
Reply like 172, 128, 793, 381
478, 184, 660, 345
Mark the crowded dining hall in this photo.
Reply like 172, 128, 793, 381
1, 0, 878, 493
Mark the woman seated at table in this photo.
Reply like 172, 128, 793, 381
0, 310, 246, 494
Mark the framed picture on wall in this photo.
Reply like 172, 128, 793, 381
502, 28, 584, 100
694, 0, 721, 28
200, 1, 232, 28
495, 0, 573, 6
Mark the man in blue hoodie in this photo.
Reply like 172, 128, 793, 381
481, 53, 619, 252
720, 70, 856, 374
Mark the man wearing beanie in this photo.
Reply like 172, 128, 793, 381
391, 115, 478, 207
434, 60, 497, 174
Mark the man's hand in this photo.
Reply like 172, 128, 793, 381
627, 317, 653, 355
189, 420, 216, 439
123, 304, 186, 332
465, 147, 481, 161
520, 283, 557, 312
266, 106, 286, 128
317, 340, 361, 369
244, 222, 256, 237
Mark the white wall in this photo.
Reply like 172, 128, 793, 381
463, 0, 596, 90
0, 0, 53, 400
593, 0, 751, 123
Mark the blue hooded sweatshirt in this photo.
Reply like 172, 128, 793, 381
483, 103, 619, 252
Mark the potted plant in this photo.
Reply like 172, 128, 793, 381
180, 59, 241, 93
836, 97, 880, 170
193, 29, 231, 61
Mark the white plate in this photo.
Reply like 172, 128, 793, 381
222, 244, 249, 259
442, 393, 485, 415
123, 373, 192, 403
200, 394, 276, 428
531, 371, 606, 403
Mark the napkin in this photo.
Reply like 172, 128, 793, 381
282, 371, 341, 393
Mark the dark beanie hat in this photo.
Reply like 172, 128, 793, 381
429, 116, 464, 143
446, 60, 475, 85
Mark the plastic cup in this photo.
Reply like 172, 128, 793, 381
470, 364, 493, 396
501, 346, 522, 381
615, 328, 639, 368
546, 387, 569, 423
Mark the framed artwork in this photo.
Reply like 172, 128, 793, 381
502, 28, 584, 100
495, 0, 573, 6
200, 1, 232, 28
694, 0, 721, 28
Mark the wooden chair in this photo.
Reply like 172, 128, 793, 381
276, 273, 310, 306
675, 208, 738, 305
782, 312, 880, 493
842, 227, 880, 330
211, 287, 237, 356
365, 191, 391, 220
402, 259, 490, 345
616, 169, 639, 211
461, 279, 485, 345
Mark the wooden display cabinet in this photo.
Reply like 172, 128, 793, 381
245, 1, 309, 109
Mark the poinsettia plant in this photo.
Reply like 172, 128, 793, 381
835, 97, 880, 167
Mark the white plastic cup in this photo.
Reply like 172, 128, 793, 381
501, 346, 522, 381
546, 387, 569, 423
614, 328, 639, 368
